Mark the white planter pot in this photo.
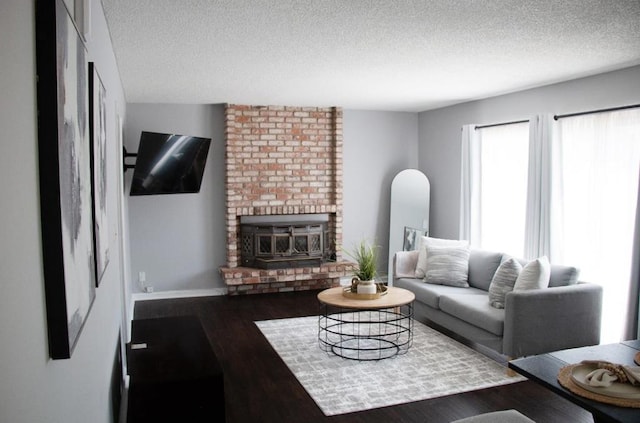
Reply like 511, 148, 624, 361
356, 279, 377, 295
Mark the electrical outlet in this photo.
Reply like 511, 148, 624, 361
138, 271, 153, 293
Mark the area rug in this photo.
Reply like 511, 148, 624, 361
255, 315, 526, 416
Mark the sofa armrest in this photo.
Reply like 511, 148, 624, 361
503, 283, 603, 358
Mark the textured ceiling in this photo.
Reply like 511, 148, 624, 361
102, 0, 640, 112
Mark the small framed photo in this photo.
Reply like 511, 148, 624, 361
403, 227, 426, 251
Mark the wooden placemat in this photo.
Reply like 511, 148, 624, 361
558, 365, 640, 408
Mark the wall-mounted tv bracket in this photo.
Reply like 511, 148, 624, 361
123, 147, 137, 173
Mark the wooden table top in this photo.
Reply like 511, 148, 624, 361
509, 341, 640, 423
317, 286, 415, 309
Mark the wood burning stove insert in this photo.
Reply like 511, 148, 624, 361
240, 220, 329, 269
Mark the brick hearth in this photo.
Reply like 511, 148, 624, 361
220, 104, 354, 294
220, 262, 355, 295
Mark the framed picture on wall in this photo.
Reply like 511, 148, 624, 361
403, 227, 426, 251
61, 0, 91, 41
35, 0, 96, 359
75, 0, 91, 41
89, 62, 110, 286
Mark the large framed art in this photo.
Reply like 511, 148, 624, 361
89, 62, 110, 286
35, 0, 96, 359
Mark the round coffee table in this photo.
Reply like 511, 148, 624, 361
317, 286, 415, 361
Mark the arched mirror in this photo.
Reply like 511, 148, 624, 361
388, 169, 430, 283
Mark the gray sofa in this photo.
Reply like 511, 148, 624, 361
393, 248, 603, 358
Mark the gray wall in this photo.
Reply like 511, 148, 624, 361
121, 50, 640, 294
418, 65, 640, 239
343, 110, 419, 276
0, 1, 127, 422
124, 106, 419, 289
125, 104, 227, 293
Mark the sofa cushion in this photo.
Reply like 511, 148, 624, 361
488, 257, 522, 309
424, 245, 471, 287
468, 249, 503, 291
439, 294, 505, 336
515, 257, 580, 287
415, 236, 468, 278
514, 256, 551, 291
394, 278, 486, 309
549, 264, 580, 287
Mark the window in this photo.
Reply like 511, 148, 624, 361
557, 109, 640, 343
477, 122, 529, 257
463, 108, 640, 343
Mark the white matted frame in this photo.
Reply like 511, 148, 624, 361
35, 0, 97, 359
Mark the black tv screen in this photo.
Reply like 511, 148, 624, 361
130, 131, 211, 196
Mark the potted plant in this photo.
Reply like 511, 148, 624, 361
344, 239, 380, 294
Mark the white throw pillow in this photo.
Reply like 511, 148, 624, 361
424, 245, 471, 287
415, 236, 468, 278
513, 256, 551, 291
488, 257, 522, 309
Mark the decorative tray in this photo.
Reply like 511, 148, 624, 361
570, 363, 640, 400
342, 285, 388, 300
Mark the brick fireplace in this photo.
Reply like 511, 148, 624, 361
219, 104, 355, 295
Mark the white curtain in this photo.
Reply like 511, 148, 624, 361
524, 114, 563, 261
557, 108, 640, 343
459, 125, 481, 246
464, 122, 529, 257
626, 176, 640, 340
460, 109, 640, 343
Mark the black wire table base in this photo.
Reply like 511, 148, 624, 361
318, 303, 414, 361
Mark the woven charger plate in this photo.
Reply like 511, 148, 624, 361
635, 352, 640, 365
558, 365, 640, 408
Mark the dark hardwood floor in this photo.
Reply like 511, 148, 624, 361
132, 289, 594, 423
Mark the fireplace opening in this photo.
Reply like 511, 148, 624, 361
240, 216, 330, 269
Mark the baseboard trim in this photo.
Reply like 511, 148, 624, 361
131, 287, 227, 303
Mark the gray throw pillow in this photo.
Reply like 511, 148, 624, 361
488, 257, 522, 309
549, 264, 580, 287
424, 245, 470, 287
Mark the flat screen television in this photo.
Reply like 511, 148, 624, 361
130, 131, 211, 196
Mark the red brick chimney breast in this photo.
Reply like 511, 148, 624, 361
220, 104, 354, 294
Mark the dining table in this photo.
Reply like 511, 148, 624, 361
509, 340, 640, 423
